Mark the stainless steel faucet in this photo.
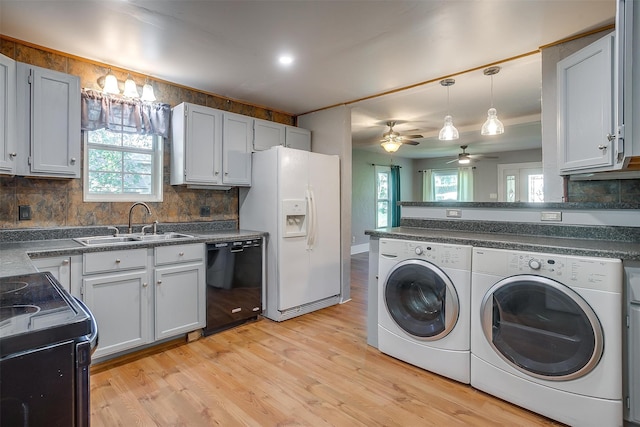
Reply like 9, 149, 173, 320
128, 202, 152, 234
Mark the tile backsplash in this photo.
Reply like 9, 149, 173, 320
0, 36, 295, 229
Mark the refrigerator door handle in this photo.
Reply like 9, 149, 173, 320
306, 189, 317, 249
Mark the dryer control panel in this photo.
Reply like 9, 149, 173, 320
379, 238, 472, 270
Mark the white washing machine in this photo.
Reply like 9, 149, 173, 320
378, 238, 472, 384
471, 247, 623, 427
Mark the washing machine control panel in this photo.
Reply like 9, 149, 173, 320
508, 253, 564, 277
404, 242, 472, 269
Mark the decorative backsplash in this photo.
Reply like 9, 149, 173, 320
0, 36, 295, 229
567, 179, 640, 203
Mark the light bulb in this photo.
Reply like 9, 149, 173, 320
381, 139, 402, 153
438, 115, 459, 141
481, 108, 504, 135
458, 157, 471, 165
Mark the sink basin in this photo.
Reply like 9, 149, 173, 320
74, 235, 140, 246
135, 232, 194, 241
74, 232, 194, 246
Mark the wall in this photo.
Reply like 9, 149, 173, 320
411, 148, 542, 202
351, 149, 413, 248
0, 36, 295, 229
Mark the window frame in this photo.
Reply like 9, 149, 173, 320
374, 165, 391, 228
82, 129, 164, 202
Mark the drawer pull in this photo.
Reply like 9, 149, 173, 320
179, 252, 184, 256
157, 280, 162, 285
115, 259, 121, 264
143, 282, 148, 287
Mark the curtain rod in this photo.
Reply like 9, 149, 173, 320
371, 163, 401, 168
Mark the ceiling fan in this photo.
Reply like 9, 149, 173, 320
380, 121, 423, 153
446, 145, 498, 164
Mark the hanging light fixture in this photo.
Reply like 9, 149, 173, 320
381, 121, 403, 153
481, 66, 505, 136
141, 78, 156, 102
438, 78, 459, 141
123, 74, 139, 98
102, 69, 120, 95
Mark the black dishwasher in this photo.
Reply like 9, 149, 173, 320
204, 238, 263, 335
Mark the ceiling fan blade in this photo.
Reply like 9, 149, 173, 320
404, 140, 420, 146
400, 134, 424, 139
445, 158, 459, 164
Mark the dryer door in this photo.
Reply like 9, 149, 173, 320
384, 259, 459, 340
480, 275, 604, 381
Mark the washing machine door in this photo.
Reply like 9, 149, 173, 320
384, 259, 459, 340
480, 275, 604, 381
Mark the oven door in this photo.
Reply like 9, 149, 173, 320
480, 274, 604, 381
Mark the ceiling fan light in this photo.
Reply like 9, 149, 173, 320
458, 157, 471, 165
381, 140, 402, 153
123, 75, 139, 98
481, 107, 504, 135
438, 115, 459, 141
103, 70, 120, 94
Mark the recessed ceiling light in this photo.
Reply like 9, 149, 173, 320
278, 55, 294, 66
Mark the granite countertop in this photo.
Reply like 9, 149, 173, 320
366, 226, 640, 261
0, 226, 266, 278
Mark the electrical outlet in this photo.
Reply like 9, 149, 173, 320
19, 205, 31, 221
446, 209, 462, 218
200, 206, 211, 217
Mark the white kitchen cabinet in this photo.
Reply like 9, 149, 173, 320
171, 102, 223, 186
31, 255, 73, 292
222, 112, 252, 186
285, 125, 311, 151
0, 54, 16, 175
16, 62, 80, 178
81, 248, 150, 359
171, 103, 251, 187
153, 243, 205, 340
253, 119, 311, 152
253, 118, 285, 151
557, 32, 617, 174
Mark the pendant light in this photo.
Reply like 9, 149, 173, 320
141, 78, 156, 102
481, 66, 505, 136
102, 69, 120, 95
438, 78, 459, 141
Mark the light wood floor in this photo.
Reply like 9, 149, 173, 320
90, 253, 562, 426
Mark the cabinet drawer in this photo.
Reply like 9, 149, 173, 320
83, 249, 147, 274
155, 243, 204, 266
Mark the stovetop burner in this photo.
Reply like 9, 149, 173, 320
0, 272, 92, 356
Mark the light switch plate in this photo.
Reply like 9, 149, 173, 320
446, 209, 462, 218
541, 211, 562, 222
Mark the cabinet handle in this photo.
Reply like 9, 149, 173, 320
70, 157, 76, 164
143, 282, 148, 287
157, 280, 162, 285
62, 259, 69, 265
214, 171, 219, 176
9, 152, 17, 158
179, 252, 184, 256
115, 259, 121, 264
598, 145, 607, 150
224, 172, 229, 176
606, 134, 615, 142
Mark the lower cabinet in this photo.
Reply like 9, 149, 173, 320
81, 243, 205, 360
31, 255, 74, 292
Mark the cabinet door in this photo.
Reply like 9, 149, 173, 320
253, 118, 285, 151
0, 54, 16, 174
222, 112, 252, 186
17, 63, 80, 177
31, 256, 72, 292
83, 270, 150, 359
285, 126, 311, 151
557, 33, 616, 173
154, 262, 205, 340
185, 104, 222, 184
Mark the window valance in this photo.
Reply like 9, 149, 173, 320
80, 89, 171, 138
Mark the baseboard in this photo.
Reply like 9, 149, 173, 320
350, 243, 369, 255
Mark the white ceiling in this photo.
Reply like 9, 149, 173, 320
1, 0, 615, 159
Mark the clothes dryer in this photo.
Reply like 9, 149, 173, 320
378, 238, 472, 384
471, 247, 623, 427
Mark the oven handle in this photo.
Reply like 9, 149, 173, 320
74, 297, 99, 354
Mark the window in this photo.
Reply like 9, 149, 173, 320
375, 166, 390, 228
83, 128, 163, 202
422, 168, 474, 202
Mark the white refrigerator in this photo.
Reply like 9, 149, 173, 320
239, 146, 341, 321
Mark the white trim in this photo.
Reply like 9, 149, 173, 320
350, 243, 369, 255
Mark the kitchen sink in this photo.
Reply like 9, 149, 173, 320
135, 232, 194, 241
74, 232, 194, 246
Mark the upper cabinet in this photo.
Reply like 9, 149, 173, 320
16, 63, 81, 178
0, 54, 17, 175
171, 102, 252, 188
558, 0, 638, 174
253, 118, 311, 152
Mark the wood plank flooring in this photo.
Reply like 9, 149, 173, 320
90, 253, 562, 426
